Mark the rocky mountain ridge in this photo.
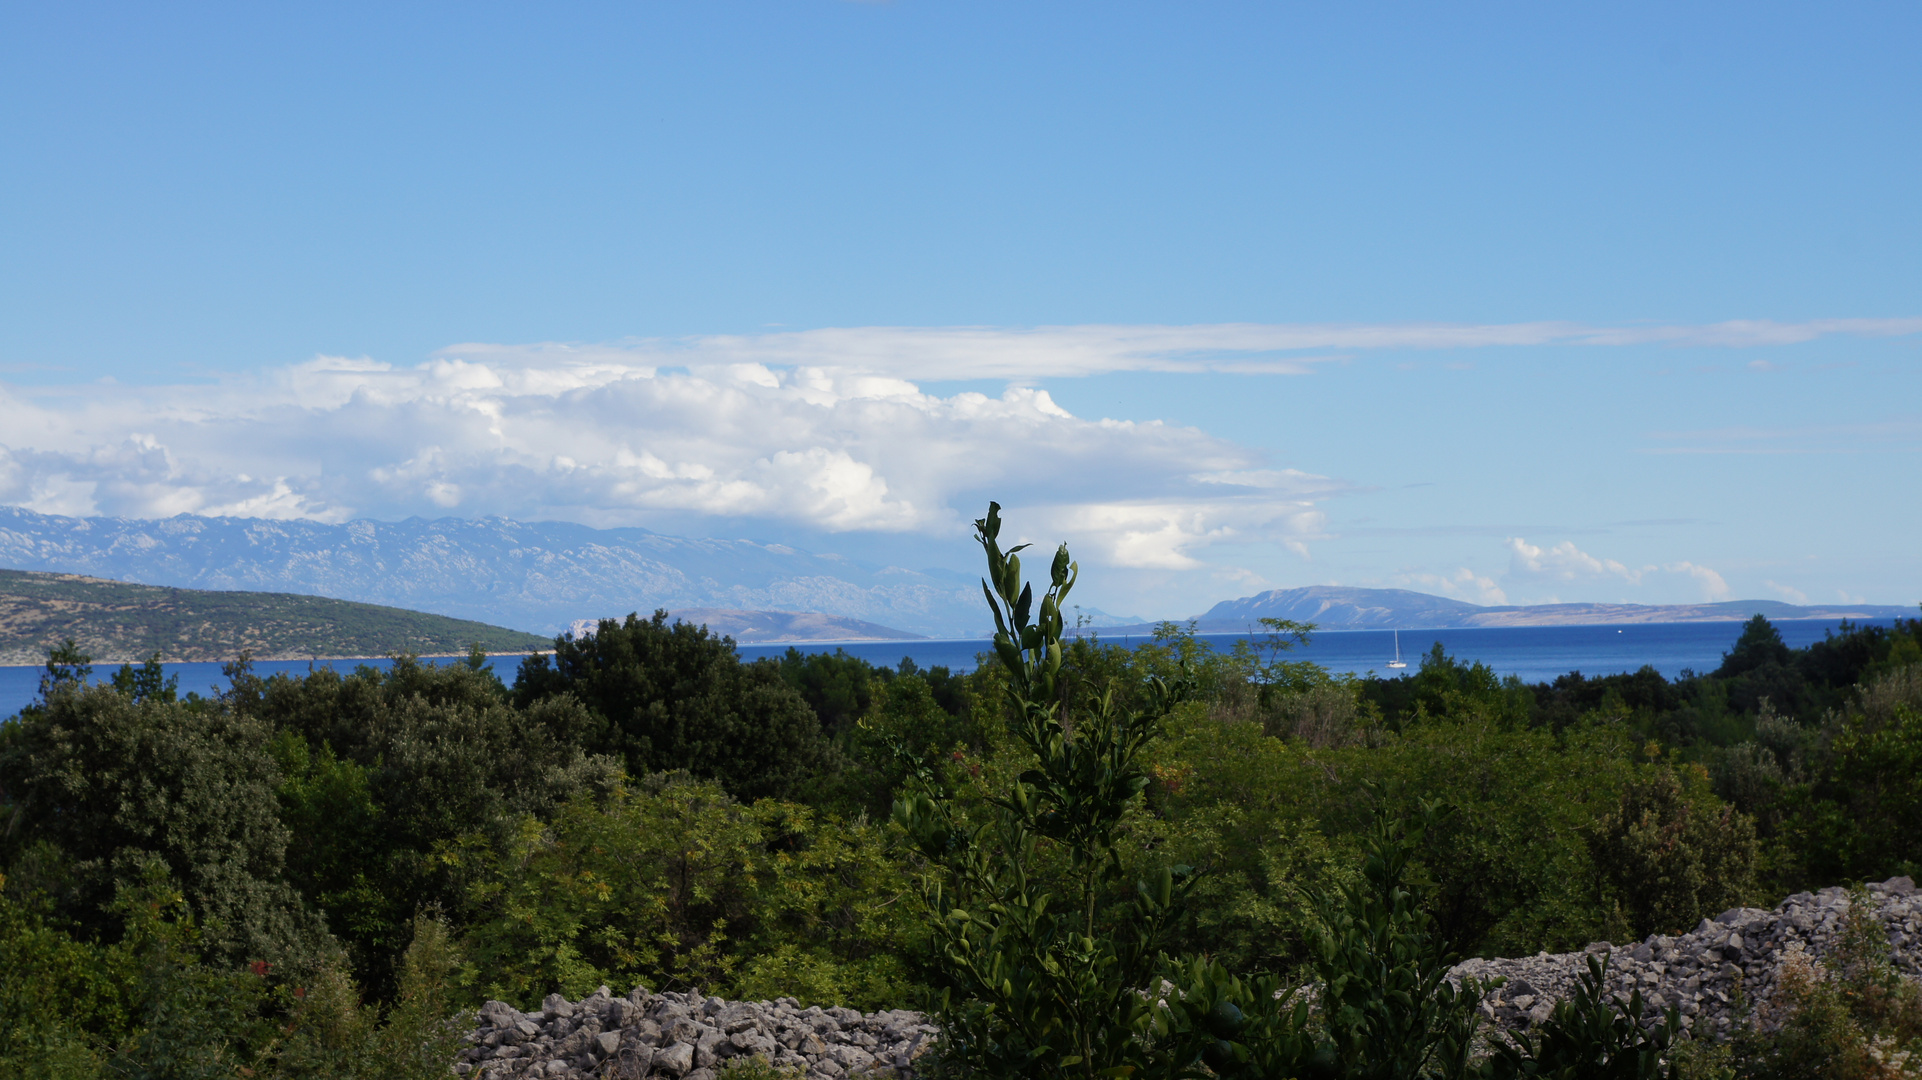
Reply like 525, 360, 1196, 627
0, 508, 984, 638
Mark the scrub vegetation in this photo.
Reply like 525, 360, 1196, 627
2, 506, 1920, 1078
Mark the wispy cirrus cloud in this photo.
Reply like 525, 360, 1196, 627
440, 316, 1922, 383
1642, 417, 1922, 455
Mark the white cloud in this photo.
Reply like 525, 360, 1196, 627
1566, 318, 1922, 348
1668, 562, 1732, 601
0, 350, 1336, 576
1020, 496, 1329, 571
436, 316, 1922, 384
1765, 579, 1810, 604
4, 316, 1915, 595
1504, 537, 1730, 602
1407, 567, 1509, 606
1505, 538, 1644, 583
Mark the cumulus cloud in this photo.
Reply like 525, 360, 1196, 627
1407, 567, 1509, 606
1020, 494, 1330, 571
1503, 537, 1730, 601
1765, 580, 1810, 604
4, 316, 1915, 583
0, 349, 1347, 578
1666, 561, 1732, 601
1505, 538, 1645, 583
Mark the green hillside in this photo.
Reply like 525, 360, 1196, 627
0, 568, 549, 665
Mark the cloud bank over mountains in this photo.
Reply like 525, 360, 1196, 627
0, 349, 1331, 577
0, 318, 1913, 613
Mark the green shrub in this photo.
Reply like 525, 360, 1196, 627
456, 773, 918, 1008
830, 671, 988, 820
0, 682, 327, 968
1304, 801, 1489, 1080
1, 865, 468, 1080
275, 914, 467, 1080
1820, 689, 1922, 882
1589, 767, 1757, 940
894, 503, 1199, 1080
246, 655, 617, 995
512, 611, 830, 801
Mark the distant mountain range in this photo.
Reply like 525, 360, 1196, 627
0, 508, 986, 637
4, 508, 1911, 643
1177, 586, 1918, 631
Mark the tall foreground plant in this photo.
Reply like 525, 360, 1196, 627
900, 504, 1674, 1080
894, 503, 1195, 1079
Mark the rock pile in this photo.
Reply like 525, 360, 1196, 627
458, 987, 936, 1080
1453, 875, 1922, 1037
460, 877, 1922, 1078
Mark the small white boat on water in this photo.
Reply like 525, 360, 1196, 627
1387, 630, 1407, 669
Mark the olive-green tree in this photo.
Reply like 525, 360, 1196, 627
512, 611, 829, 801
0, 682, 327, 969
1588, 767, 1757, 940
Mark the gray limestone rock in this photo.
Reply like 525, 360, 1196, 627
654, 1041, 696, 1076
608, 1045, 654, 1079
1448, 884, 1922, 1039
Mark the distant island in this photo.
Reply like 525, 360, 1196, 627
1091, 585, 1919, 633
0, 569, 550, 665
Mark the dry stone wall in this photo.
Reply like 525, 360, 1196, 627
458, 876, 1922, 1079
459, 988, 936, 1080
1454, 875, 1922, 1039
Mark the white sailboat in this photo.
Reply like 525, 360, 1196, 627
1386, 630, 1407, 669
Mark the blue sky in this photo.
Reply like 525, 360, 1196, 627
1, 2, 1918, 619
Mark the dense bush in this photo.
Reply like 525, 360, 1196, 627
1589, 767, 1758, 942
243, 654, 618, 996
511, 611, 829, 801
455, 773, 921, 1010
0, 681, 328, 970
0, 864, 460, 1080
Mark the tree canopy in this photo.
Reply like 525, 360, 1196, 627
510, 610, 829, 801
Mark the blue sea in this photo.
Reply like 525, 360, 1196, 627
0, 618, 1899, 721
